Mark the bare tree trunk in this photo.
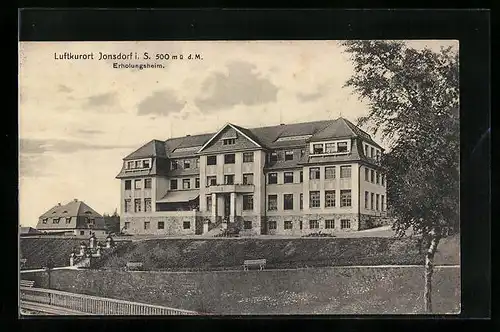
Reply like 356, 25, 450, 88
424, 233, 440, 313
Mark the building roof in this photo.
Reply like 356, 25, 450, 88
37, 200, 106, 231
19, 227, 42, 234
123, 139, 167, 160
157, 190, 199, 203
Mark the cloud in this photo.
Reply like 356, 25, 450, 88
77, 129, 103, 135
20, 154, 54, 177
137, 90, 185, 116
195, 61, 279, 111
58, 84, 73, 93
83, 92, 116, 108
20, 138, 135, 154
296, 91, 323, 102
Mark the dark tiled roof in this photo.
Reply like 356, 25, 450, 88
124, 140, 167, 160
116, 157, 169, 179
37, 200, 106, 230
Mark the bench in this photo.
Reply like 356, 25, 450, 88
20, 280, 35, 288
126, 262, 143, 271
243, 259, 266, 271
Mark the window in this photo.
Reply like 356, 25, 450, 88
268, 195, 278, 211
376, 173, 380, 185
325, 143, 336, 153
365, 168, 369, 181
371, 170, 375, 182
371, 193, 374, 210
170, 179, 178, 190
284, 221, 293, 230
371, 147, 375, 158
243, 195, 254, 211
66, 217, 71, 223
381, 174, 385, 186
206, 195, 213, 212
340, 190, 352, 207
284, 194, 294, 210
207, 176, 217, 186
158, 221, 164, 230
124, 199, 131, 213
134, 199, 141, 212
195, 159, 200, 169
300, 220, 303, 230
300, 193, 303, 210
144, 221, 150, 230
300, 171, 303, 183
207, 156, 217, 165
184, 160, 191, 169
243, 152, 254, 163
195, 178, 200, 188
284, 172, 294, 184
337, 142, 348, 152
313, 144, 324, 154
143, 160, 150, 168
224, 175, 234, 185
325, 167, 336, 179
125, 180, 131, 190
269, 152, 278, 162
309, 191, 320, 208
171, 160, 178, 170
244, 220, 252, 229
376, 150, 381, 162
300, 149, 305, 158
127, 161, 134, 169
80, 231, 85, 235
224, 154, 235, 164
325, 220, 335, 229
341, 219, 351, 229
364, 145, 369, 156
285, 150, 294, 161
134, 179, 142, 190
309, 220, 319, 229
144, 198, 152, 212
124, 222, 130, 230
135, 160, 142, 168
53, 218, 60, 224
381, 195, 386, 211
144, 178, 152, 189
340, 166, 351, 178
365, 191, 369, 209
325, 190, 336, 208
268, 220, 277, 230
183, 221, 191, 229
223, 138, 235, 145
243, 173, 254, 185
310, 167, 320, 180
376, 194, 380, 211
268, 173, 278, 184
183, 179, 191, 189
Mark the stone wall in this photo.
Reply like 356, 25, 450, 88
264, 213, 360, 235
237, 215, 261, 236
359, 214, 387, 230
122, 215, 196, 236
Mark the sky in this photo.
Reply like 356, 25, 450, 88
18, 40, 458, 227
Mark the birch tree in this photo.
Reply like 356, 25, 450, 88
340, 40, 459, 313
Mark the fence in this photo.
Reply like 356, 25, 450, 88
20, 287, 200, 315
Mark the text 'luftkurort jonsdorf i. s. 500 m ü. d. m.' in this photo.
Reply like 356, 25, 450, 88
53, 52, 203, 61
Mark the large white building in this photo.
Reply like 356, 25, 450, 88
116, 117, 388, 236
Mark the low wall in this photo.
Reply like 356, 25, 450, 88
122, 211, 197, 235
22, 266, 460, 315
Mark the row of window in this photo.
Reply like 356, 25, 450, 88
41, 217, 94, 225
125, 178, 152, 190
364, 168, 385, 186
123, 220, 191, 230
267, 166, 351, 184
124, 198, 152, 213
364, 192, 386, 211
364, 144, 381, 161
206, 152, 254, 166
171, 158, 200, 170
312, 141, 349, 155
268, 219, 351, 230
126, 159, 151, 170
170, 178, 200, 190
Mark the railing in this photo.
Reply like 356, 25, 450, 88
20, 287, 200, 316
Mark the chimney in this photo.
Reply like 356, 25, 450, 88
74, 199, 78, 202
186, 134, 191, 137
280, 123, 285, 126
58, 203, 61, 206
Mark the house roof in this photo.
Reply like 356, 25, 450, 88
37, 200, 106, 230
123, 139, 167, 160
157, 190, 200, 203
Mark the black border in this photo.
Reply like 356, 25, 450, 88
13, 8, 491, 330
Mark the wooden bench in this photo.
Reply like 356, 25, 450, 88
20, 280, 35, 288
243, 259, 266, 271
126, 262, 143, 271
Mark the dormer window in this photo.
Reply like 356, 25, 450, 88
135, 160, 141, 168
337, 142, 348, 153
143, 160, 150, 168
325, 143, 336, 153
270, 152, 278, 163
285, 151, 294, 161
223, 138, 235, 145
127, 161, 134, 169
313, 144, 324, 154
53, 218, 60, 224
184, 160, 191, 169
171, 160, 178, 170
42, 218, 48, 224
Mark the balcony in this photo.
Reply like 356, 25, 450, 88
207, 183, 255, 194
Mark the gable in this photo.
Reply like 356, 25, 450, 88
198, 124, 261, 154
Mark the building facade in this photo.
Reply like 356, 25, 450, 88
116, 118, 388, 236
36, 199, 107, 236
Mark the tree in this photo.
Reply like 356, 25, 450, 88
341, 40, 459, 313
